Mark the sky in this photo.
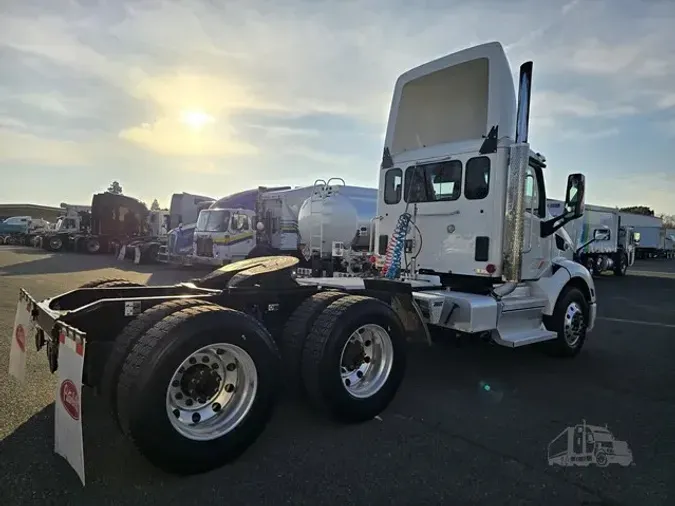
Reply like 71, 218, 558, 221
0, 0, 674, 215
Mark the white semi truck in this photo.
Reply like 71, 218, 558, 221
8, 42, 597, 484
191, 182, 377, 274
547, 200, 638, 275
298, 41, 596, 353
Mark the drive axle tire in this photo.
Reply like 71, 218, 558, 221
116, 305, 281, 475
542, 286, 589, 357
79, 278, 143, 289
101, 298, 213, 429
280, 291, 347, 394
301, 295, 406, 423
613, 253, 628, 276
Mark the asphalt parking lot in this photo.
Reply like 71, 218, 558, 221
1, 247, 674, 506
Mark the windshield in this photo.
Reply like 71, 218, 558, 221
197, 210, 231, 232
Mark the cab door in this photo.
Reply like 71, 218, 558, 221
228, 211, 255, 260
520, 162, 550, 280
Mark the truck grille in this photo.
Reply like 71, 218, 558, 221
195, 237, 213, 257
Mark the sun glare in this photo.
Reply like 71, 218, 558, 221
180, 110, 215, 131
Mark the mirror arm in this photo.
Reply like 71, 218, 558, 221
540, 214, 569, 238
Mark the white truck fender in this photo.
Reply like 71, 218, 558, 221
532, 258, 596, 316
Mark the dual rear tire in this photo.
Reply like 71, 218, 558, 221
92, 278, 406, 475
282, 293, 407, 423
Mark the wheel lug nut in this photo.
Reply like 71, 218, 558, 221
364, 340, 372, 347
175, 392, 183, 400
345, 379, 351, 387
216, 349, 225, 355
189, 357, 196, 365
364, 356, 371, 363
211, 363, 219, 369
185, 398, 193, 406
202, 356, 209, 363
172, 380, 179, 387
226, 363, 236, 371
212, 402, 221, 412
192, 413, 201, 423
356, 371, 363, 378
224, 383, 235, 393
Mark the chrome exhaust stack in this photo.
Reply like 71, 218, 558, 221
498, 61, 533, 292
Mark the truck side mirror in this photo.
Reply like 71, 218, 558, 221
633, 232, 641, 243
540, 172, 587, 238
593, 228, 610, 241
564, 173, 585, 219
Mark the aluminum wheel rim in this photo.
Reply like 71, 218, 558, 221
50, 237, 62, 249
339, 324, 394, 399
165, 342, 258, 441
563, 302, 585, 347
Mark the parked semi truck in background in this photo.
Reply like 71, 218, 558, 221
547, 200, 637, 276
191, 181, 377, 274
41, 193, 148, 254
0, 216, 50, 245
156, 193, 215, 264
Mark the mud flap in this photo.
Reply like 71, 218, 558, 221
391, 294, 432, 346
54, 324, 86, 486
117, 245, 126, 261
9, 290, 36, 382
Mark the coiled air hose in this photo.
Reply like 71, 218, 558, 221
381, 212, 412, 279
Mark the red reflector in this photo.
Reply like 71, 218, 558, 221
486, 263, 496, 274
369, 255, 377, 264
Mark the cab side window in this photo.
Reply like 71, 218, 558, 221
384, 169, 402, 204
524, 166, 544, 217
465, 156, 490, 200
231, 214, 249, 231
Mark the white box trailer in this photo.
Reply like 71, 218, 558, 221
618, 212, 667, 259
665, 229, 675, 258
547, 200, 636, 275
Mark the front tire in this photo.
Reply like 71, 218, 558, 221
301, 295, 406, 423
116, 305, 281, 475
48, 236, 64, 252
542, 287, 589, 357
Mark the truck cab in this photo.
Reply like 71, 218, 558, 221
362, 42, 597, 353
193, 208, 256, 265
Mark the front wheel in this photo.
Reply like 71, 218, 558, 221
301, 295, 406, 423
85, 237, 101, 254
542, 287, 589, 357
48, 236, 64, 251
116, 305, 281, 475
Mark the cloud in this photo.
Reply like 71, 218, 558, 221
119, 116, 258, 156
0, 129, 96, 166
604, 172, 675, 214
0, 0, 673, 211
